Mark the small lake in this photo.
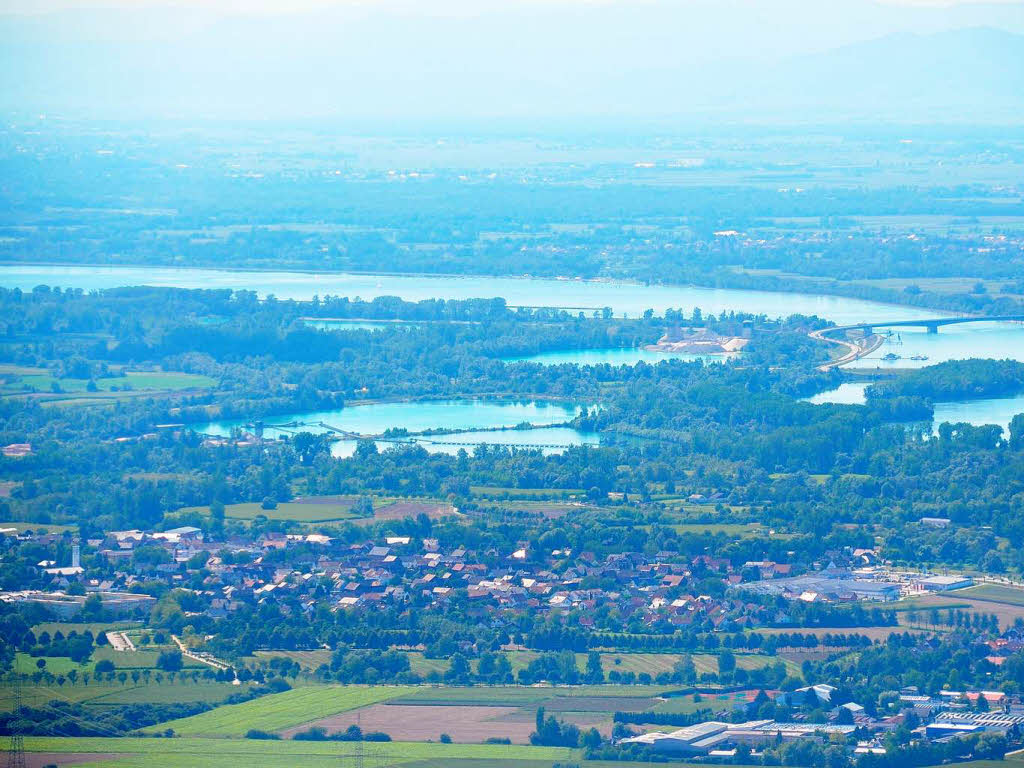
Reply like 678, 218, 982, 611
932, 394, 1024, 435
330, 426, 600, 457
196, 398, 597, 455
505, 348, 734, 366
304, 319, 419, 331
804, 382, 1024, 435
802, 382, 869, 405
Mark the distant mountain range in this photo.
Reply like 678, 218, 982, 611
1, 4, 1022, 123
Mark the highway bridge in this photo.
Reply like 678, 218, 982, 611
809, 314, 1024, 371
837, 314, 1024, 336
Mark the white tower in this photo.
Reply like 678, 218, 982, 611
71, 540, 80, 569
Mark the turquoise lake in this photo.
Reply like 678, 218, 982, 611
304, 319, 419, 331
197, 399, 596, 456
504, 348, 734, 366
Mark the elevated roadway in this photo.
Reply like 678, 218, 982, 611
809, 315, 1024, 371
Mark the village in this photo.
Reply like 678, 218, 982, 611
0, 520, 985, 637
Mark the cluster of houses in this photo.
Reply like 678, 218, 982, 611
0, 524, 979, 635
622, 684, 1024, 758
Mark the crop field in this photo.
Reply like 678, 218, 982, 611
371, 500, 455, 521
391, 650, 792, 678
958, 583, 1024, 606
1, 675, 246, 712
178, 495, 452, 524
149, 685, 415, 737
251, 649, 332, 670
90, 647, 204, 670
14, 653, 100, 677
405, 652, 450, 677
470, 485, 583, 499
2, 371, 216, 395
898, 592, 1024, 630
0, 521, 78, 534
14, 737, 575, 768
663, 522, 772, 537
281, 702, 614, 743
651, 692, 720, 715
85, 682, 252, 706
178, 500, 360, 523
489, 500, 588, 518
392, 684, 672, 708
751, 625, 927, 642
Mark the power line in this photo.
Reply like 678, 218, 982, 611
4, 676, 27, 768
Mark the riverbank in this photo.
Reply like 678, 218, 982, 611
0, 263, 942, 325
8, 259, 1019, 318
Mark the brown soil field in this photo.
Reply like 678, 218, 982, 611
280, 703, 610, 744
372, 501, 454, 521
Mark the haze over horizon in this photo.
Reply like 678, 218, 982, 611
1, 0, 1023, 123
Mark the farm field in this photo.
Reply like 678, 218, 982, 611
0, 676, 246, 712
86, 682, 253, 706
391, 684, 672, 708
750, 625, 927, 641
470, 485, 583, 499
177, 500, 361, 523
371, 500, 455, 521
898, 591, 1024, 630
281, 702, 613, 743
958, 583, 1024, 606
25, 734, 993, 768
382, 649, 790, 678
0, 521, 79, 534
14, 736, 576, 768
2, 370, 216, 395
149, 685, 415, 737
251, 649, 332, 670
252, 649, 786, 679
89, 647, 205, 670
659, 522, 775, 538
177, 495, 453, 524
487, 500, 587, 518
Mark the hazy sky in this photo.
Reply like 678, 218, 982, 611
2, 0, 1023, 12
1, 0, 1021, 121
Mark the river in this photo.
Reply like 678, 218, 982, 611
7, 262, 1024, 430
0, 264, 938, 324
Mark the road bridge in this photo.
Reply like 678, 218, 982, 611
809, 315, 1024, 371
838, 314, 1024, 336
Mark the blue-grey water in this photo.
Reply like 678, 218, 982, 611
0, 264, 939, 324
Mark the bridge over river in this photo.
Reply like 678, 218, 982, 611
841, 315, 1024, 336
810, 315, 1024, 371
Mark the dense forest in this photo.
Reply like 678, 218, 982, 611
3, 286, 1024, 574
